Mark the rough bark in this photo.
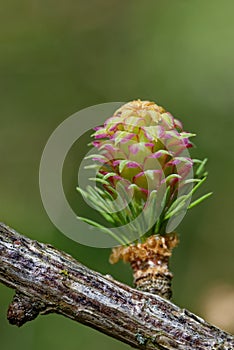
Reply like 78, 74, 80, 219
0, 223, 233, 350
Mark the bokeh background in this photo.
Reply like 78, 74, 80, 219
1, 0, 234, 349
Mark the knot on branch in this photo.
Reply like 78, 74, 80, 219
7, 292, 47, 327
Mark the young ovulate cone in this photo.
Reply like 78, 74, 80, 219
79, 100, 210, 299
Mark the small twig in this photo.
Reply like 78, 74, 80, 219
0, 223, 233, 350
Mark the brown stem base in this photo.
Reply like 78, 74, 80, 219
110, 233, 179, 299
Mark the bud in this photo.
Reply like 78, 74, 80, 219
77, 100, 212, 299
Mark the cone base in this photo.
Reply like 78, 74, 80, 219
110, 233, 179, 299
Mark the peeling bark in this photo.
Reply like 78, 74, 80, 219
0, 223, 233, 350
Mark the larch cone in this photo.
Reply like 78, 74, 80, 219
77, 99, 209, 299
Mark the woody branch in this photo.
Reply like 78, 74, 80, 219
0, 223, 233, 350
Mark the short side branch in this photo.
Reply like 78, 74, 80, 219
0, 223, 233, 350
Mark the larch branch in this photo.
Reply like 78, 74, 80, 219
0, 223, 233, 350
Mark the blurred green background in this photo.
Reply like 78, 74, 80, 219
1, 0, 234, 348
